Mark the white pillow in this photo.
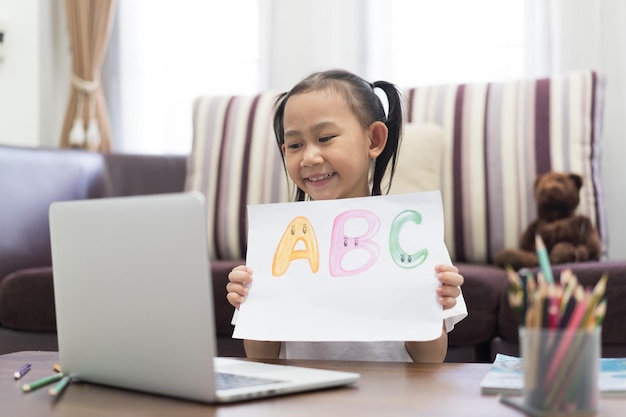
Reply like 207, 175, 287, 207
388, 122, 444, 195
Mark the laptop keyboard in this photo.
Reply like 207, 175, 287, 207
216, 372, 283, 390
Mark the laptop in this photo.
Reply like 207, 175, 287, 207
49, 192, 359, 403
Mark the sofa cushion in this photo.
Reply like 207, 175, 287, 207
388, 122, 444, 195
104, 153, 187, 196
0, 267, 56, 332
449, 263, 507, 347
404, 70, 607, 264
186, 95, 447, 262
0, 146, 109, 282
185, 93, 292, 261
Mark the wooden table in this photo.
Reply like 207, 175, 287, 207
1, 351, 622, 416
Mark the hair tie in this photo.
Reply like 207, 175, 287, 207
373, 86, 389, 120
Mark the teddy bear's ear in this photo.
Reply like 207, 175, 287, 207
533, 172, 547, 191
569, 173, 583, 190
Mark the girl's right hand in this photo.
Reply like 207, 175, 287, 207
226, 265, 253, 309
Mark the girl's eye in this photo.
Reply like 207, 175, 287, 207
319, 136, 335, 143
286, 143, 302, 150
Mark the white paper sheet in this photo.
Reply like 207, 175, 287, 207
232, 191, 450, 342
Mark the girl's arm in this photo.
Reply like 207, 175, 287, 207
243, 340, 282, 359
227, 266, 282, 359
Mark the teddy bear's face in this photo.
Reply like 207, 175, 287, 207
534, 172, 582, 220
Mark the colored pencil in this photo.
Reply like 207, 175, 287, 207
13, 363, 31, 380
504, 248, 608, 414
48, 375, 71, 397
593, 298, 607, 328
544, 287, 588, 385
22, 373, 64, 392
547, 284, 561, 329
545, 328, 598, 409
519, 268, 532, 321
579, 274, 608, 329
535, 234, 554, 285
505, 265, 523, 292
505, 266, 525, 325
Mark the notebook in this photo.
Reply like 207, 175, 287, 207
49, 192, 359, 403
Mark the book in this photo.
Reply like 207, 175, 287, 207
481, 353, 626, 397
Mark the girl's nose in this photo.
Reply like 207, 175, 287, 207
301, 145, 323, 167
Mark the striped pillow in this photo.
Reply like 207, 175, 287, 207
403, 70, 607, 263
186, 97, 446, 262
185, 93, 292, 261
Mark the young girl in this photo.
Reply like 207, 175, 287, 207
227, 69, 467, 362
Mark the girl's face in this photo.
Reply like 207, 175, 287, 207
281, 89, 387, 201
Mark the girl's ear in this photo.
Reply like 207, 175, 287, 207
368, 121, 388, 158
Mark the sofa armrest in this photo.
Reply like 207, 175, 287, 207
0, 267, 56, 332
0, 146, 109, 282
497, 260, 626, 346
103, 153, 187, 197
449, 263, 506, 348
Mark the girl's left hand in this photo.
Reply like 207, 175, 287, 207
435, 264, 463, 310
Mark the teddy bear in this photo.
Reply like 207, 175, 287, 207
494, 171, 602, 270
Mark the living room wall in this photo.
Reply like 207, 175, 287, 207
0, 0, 69, 149
0, 0, 624, 261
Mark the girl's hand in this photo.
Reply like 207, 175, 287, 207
435, 264, 463, 310
226, 265, 253, 309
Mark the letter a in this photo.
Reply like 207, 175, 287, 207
272, 216, 320, 276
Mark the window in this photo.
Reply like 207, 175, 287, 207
111, 0, 259, 154
107, 0, 528, 154
369, 0, 526, 86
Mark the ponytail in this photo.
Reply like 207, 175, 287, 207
370, 81, 404, 196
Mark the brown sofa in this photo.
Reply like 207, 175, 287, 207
0, 144, 502, 361
0, 145, 245, 356
2, 143, 625, 362
2, 70, 624, 363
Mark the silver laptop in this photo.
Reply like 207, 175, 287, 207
49, 192, 359, 403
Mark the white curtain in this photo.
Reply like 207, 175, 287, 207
104, 0, 259, 154
259, 0, 367, 91
547, 0, 604, 72
544, 0, 626, 261
523, 0, 552, 77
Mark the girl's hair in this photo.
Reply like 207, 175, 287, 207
273, 69, 404, 201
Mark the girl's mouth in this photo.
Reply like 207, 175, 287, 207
307, 173, 334, 182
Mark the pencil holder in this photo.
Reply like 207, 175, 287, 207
520, 327, 600, 415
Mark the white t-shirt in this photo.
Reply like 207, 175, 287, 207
233, 290, 468, 362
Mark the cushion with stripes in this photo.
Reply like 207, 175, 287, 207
403, 70, 607, 264
185, 93, 292, 261
185, 93, 447, 261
